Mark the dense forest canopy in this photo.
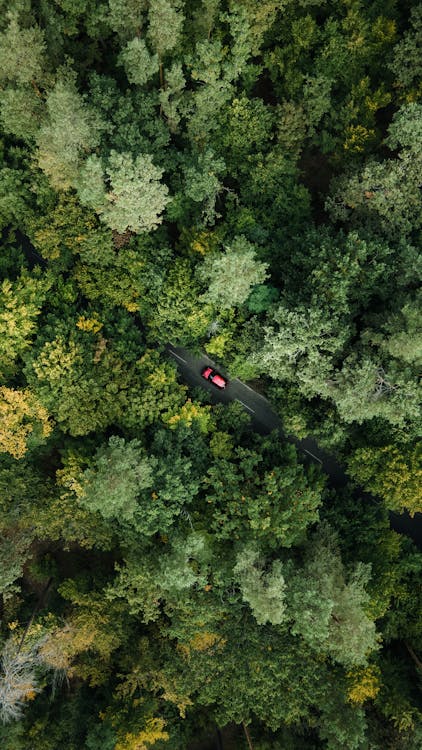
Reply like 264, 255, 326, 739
0, 0, 421, 748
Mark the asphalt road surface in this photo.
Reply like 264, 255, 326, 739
166, 344, 422, 547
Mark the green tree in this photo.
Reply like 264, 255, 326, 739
204, 438, 323, 549
250, 303, 349, 395
324, 355, 420, 427
107, 0, 147, 40
286, 525, 379, 668
36, 74, 105, 190
148, 258, 213, 344
326, 104, 422, 238
118, 37, 159, 86
348, 444, 422, 516
27, 192, 114, 263
374, 298, 422, 366
233, 544, 286, 625
0, 167, 33, 231
198, 236, 269, 309
0, 12, 46, 86
77, 437, 154, 522
147, 0, 185, 87
182, 148, 225, 225
77, 151, 170, 233
158, 62, 186, 133
0, 86, 44, 142
389, 5, 422, 98
186, 39, 233, 147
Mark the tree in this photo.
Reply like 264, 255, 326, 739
0, 532, 32, 600
36, 74, 105, 190
389, 5, 422, 96
286, 525, 379, 668
147, 0, 185, 87
39, 579, 127, 685
0, 86, 44, 142
280, 228, 396, 317
107, 0, 147, 40
198, 236, 269, 309
348, 444, 422, 516
373, 298, 422, 366
159, 532, 211, 595
186, 39, 234, 147
158, 62, 186, 133
182, 148, 225, 225
0, 270, 51, 377
77, 437, 154, 522
0, 12, 46, 86
76, 151, 170, 233
114, 720, 169, 750
0, 387, 52, 459
118, 38, 159, 86
326, 104, 422, 238
148, 258, 213, 344
27, 192, 114, 263
218, 95, 275, 172
204, 438, 323, 549
0, 167, 33, 231
324, 355, 420, 427
24, 327, 133, 436
250, 303, 349, 394
233, 544, 286, 625
0, 638, 42, 725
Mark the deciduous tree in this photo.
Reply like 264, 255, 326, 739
77, 151, 170, 233
198, 236, 269, 309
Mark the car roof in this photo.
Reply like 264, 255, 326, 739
212, 373, 226, 387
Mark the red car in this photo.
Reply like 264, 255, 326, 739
201, 366, 228, 390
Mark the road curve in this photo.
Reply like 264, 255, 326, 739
166, 344, 422, 547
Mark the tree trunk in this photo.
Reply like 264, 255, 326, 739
242, 722, 254, 750
405, 641, 422, 672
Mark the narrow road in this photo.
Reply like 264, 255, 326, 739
166, 344, 422, 546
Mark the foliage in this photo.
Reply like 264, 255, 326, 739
0, 0, 421, 747
77, 151, 170, 233
348, 444, 422, 516
77, 436, 154, 521
0, 271, 51, 377
233, 544, 286, 625
36, 74, 105, 190
198, 236, 269, 309
0, 12, 46, 86
0, 386, 52, 459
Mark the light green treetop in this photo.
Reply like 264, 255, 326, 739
36, 74, 105, 190
287, 524, 379, 668
77, 151, 170, 233
0, 12, 46, 85
118, 37, 159, 86
234, 544, 286, 625
78, 436, 154, 522
147, 0, 185, 60
199, 235, 269, 308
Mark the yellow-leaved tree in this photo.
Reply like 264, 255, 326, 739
348, 444, 422, 516
114, 719, 169, 750
0, 387, 52, 459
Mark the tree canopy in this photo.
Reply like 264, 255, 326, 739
0, 1, 421, 748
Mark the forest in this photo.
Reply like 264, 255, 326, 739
0, 0, 421, 748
